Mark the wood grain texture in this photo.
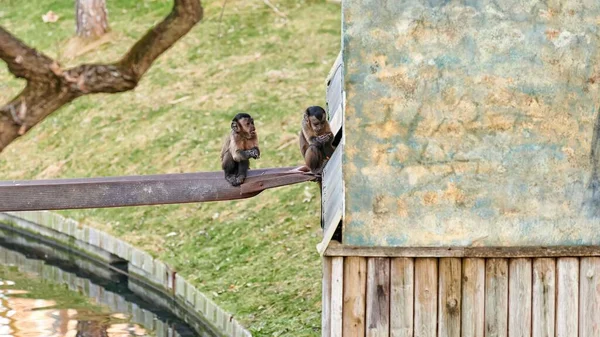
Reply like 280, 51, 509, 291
439, 258, 462, 337
390, 258, 414, 337
532, 258, 555, 337
485, 259, 508, 337
343, 257, 367, 337
366, 258, 390, 337
579, 257, 600, 337
322, 257, 332, 337
0, 167, 315, 211
556, 258, 578, 337
462, 258, 485, 337
508, 259, 532, 337
415, 258, 438, 337
331, 257, 344, 337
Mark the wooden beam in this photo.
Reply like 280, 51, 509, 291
579, 257, 600, 336
366, 257, 390, 337
414, 258, 438, 337
343, 257, 367, 337
532, 258, 555, 337
462, 258, 485, 337
439, 258, 462, 337
508, 259, 532, 337
484, 259, 508, 337
331, 256, 344, 337
390, 258, 414, 337
324, 242, 600, 258
556, 258, 579, 337
0, 167, 316, 211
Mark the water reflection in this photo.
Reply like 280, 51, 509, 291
0, 240, 202, 337
0, 269, 151, 337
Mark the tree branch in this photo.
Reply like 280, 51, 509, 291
0, 0, 203, 152
0, 27, 56, 80
120, 0, 203, 81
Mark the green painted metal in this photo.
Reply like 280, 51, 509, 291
341, 0, 600, 247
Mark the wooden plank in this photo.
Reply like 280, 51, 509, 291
414, 258, 438, 337
343, 257, 367, 337
317, 145, 344, 256
439, 258, 462, 337
331, 257, 344, 337
556, 258, 578, 337
579, 257, 600, 337
366, 258, 391, 337
508, 259, 532, 337
326, 242, 463, 257
0, 166, 315, 211
390, 258, 414, 337
531, 258, 555, 337
324, 242, 600, 258
485, 259, 508, 337
462, 258, 485, 337
322, 257, 333, 337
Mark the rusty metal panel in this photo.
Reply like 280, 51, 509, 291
341, 0, 600, 247
0, 167, 315, 211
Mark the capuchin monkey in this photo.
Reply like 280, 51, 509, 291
299, 106, 335, 174
221, 113, 260, 186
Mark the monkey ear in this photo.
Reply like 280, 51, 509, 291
231, 121, 239, 132
304, 108, 310, 121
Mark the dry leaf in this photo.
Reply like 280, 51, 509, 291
42, 11, 59, 23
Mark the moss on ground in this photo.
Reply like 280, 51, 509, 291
0, 0, 341, 335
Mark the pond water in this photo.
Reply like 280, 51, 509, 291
0, 234, 206, 337
0, 266, 152, 337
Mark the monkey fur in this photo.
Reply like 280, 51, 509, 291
299, 106, 335, 174
221, 113, 260, 186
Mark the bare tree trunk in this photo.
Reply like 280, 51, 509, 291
0, 0, 203, 152
76, 0, 109, 38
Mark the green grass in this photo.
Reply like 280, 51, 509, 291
0, 0, 341, 335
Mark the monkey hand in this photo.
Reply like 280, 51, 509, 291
316, 134, 332, 144
248, 147, 260, 159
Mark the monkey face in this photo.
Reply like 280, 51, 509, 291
239, 117, 256, 137
309, 116, 325, 133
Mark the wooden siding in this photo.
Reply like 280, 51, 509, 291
323, 257, 600, 337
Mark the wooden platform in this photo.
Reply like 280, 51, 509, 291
322, 256, 600, 337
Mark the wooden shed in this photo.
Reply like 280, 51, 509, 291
319, 1, 600, 336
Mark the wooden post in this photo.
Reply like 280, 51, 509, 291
532, 258, 555, 337
390, 258, 414, 337
343, 257, 367, 337
462, 258, 485, 337
415, 258, 438, 337
508, 259, 532, 337
579, 257, 600, 336
366, 258, 390, 337
485, 259, 508, 337
439, 258, 462, 337
556, 258, 578, 337
322, 257, 333, 337
331, 257, 344, 337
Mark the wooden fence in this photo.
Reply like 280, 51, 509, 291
322, 256, 600, 337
